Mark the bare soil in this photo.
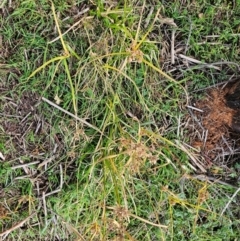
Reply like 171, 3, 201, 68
190, 81, 240, 182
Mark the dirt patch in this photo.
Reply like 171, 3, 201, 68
3, 91, 39, 133
189, 81, 240, 180
0, 88, 66, 193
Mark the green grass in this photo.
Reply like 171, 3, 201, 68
0, 0, 239, 240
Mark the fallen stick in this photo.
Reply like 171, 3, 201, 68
41, 97, 103, 135
0, 212, 36, 239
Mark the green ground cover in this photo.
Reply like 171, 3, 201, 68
0, 0, 239, 240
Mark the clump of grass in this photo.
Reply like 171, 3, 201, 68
0, 0, 239, 240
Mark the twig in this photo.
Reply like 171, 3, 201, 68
130, 212, 168, 229
177, 115, 180, 137
175, 140, 206, 173
44, 189, 61, 197
220, 187, 240, 217
187, 105, 204, 112
41, 97, 103, 134
0, 0, 7, 8
14, 175, 32, 180
197, 41, 222, 45
178, 54, 221, 70
42, 192, 48, 226
59, 164, 63, 189
11, 161, 40, 170
48, 8, 90, 44
184, 61, 240, 74
62, 7, 90, 22
171, 28, 176, 64
20, 112, 32, 123
144, 6, 154, 28
107, 206, 168, 229
221, 136, 233, 154
0, 152, 5, 160
205, 34, 240, 38
203, 129, 208, 148
38, 155, 57, 169
0, 212, 36, 238
206, 61, 240, 70
178, 54, 205, 64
